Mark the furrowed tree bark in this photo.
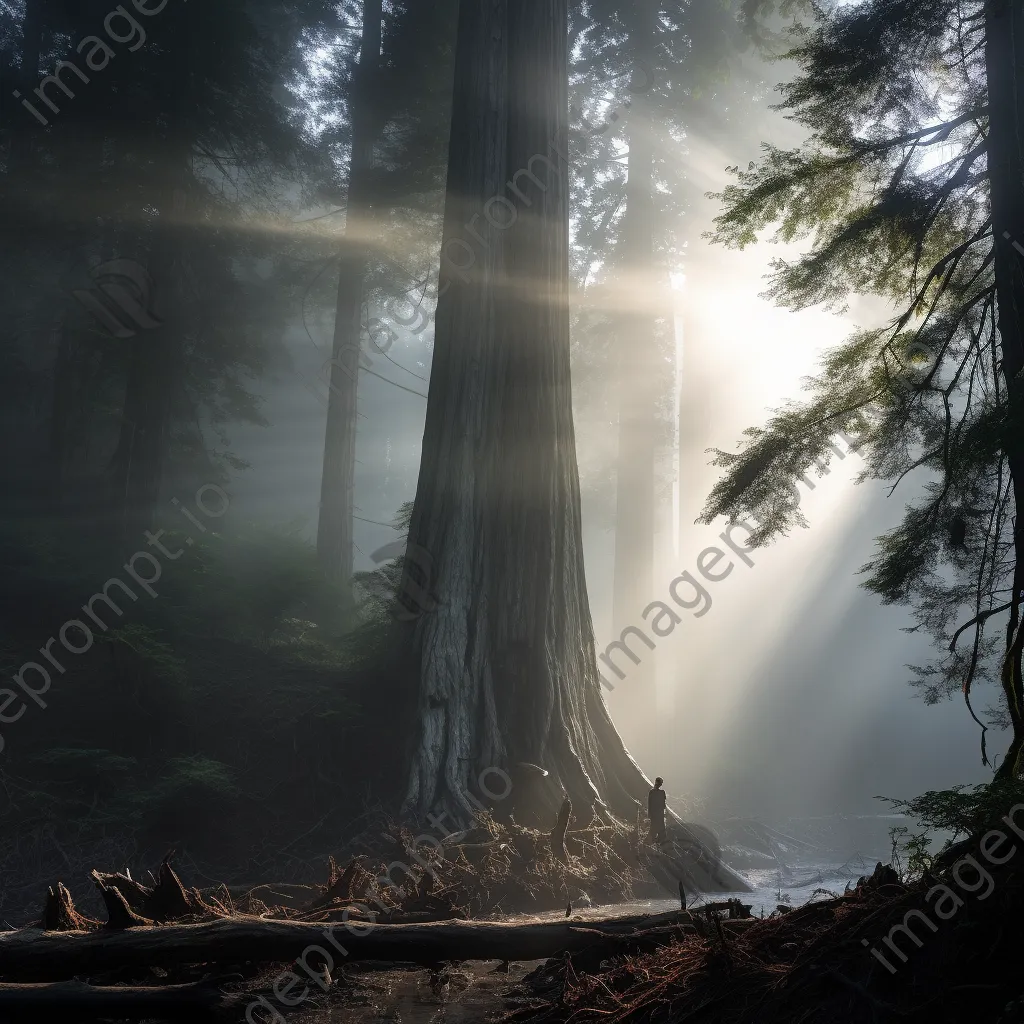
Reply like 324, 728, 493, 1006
985, 0, 1024, 779
402, 0, 580, 821
402, 0, 635, 823
612, 0, 660, 706
316, 0, 382, 610
398, 0, 748, 892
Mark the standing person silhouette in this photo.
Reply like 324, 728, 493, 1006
648, 777, 667, 843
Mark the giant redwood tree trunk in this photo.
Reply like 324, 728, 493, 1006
985, 0, 1024, 779
402, 0, 644, 824
397, 3, 748, 899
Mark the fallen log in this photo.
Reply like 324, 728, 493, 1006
0, 909, 700, 978
0, 980, 244, 1021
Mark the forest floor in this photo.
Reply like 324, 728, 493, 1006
503, 853, 1024, 1024
5, 815, 1023, 1022
0, 812, 669, 1019
1, 805, 685, 929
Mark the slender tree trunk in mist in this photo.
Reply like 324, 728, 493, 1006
612, 0, 660, 702
109, 186, 182, 547
677, 306, 713, 533
104, 42, 197, 545
108, 88, 190, 543
50, 119, 110, 509
316, 0, 382, 610
677, 306, 693, 541
985, 0, 1024, 779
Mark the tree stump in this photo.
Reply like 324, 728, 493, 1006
41, 883, 98, 932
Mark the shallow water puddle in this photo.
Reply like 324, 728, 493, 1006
332, 960, 543, 1022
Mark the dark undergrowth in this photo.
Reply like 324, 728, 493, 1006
0, 512, 412, 926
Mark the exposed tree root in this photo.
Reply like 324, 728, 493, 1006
13, 811, 742, 939
552, 798, 572, 862
320, 810, 663, 918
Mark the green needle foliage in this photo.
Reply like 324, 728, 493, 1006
882, 778, 1024, 848
698, 0, 1024, 772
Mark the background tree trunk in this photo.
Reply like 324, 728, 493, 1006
985, 0, 1024, 779
106, 50, 195, 547
612, 0, 660, 706
108, 185, 183, 548
316, 0, 383, 611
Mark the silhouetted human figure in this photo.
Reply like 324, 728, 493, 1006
648, 777, 667, 843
